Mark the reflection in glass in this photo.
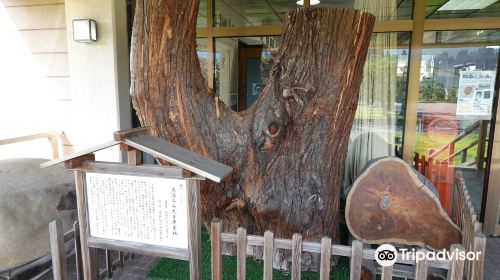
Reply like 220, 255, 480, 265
198, 0, 208, 27
343, 32, 410, 195
214, 0, 295, 27
415, 30, 499, 215
353, 0, 413, 20
214, 36, 279, 111
424, 29, 500, 45
196, 38, 209, 83
425, 0, 500, 18
213, 0, 413, 27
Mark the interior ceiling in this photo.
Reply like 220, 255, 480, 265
194, 0, 500, 46
425, 0, 500, 18
213, 0, 357, 26
199, 0, 500, 27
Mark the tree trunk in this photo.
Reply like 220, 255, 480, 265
130, 0, 374, 269
346, 157, 462, 251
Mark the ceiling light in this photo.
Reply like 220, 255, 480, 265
296, 0, 321, 6
438, 0, 496, 11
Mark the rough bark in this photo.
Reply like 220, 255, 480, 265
346, 157, 462, 251
130, 0, 374, 269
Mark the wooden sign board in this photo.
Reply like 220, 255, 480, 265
41, 128, 233, 280
74, 162, 203, 279
85, 172, 189, 250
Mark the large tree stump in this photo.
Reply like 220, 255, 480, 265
346, 157, 461, 251
130, 0, 375, 269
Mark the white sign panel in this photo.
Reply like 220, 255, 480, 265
86, 173, 188, 249
456, 70, 495, 117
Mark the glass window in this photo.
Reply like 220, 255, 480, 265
426, 0, 500, 18
213, 0, 412, 27
196, 38, 209, 83
214, 36, 279, 110
351, 0, 413, 20
414, 30, 499, 215
215, 0, 294, 27
198, 0, 208, 27
343, 32, 411, 194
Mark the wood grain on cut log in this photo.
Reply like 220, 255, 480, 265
130, 0, 375, 268
345, 157, 461, 251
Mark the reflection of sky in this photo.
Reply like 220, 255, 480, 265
383, 48, 408, 56
197, 51, 208, 58
196, 51, 222, 60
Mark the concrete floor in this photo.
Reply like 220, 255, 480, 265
484, 236, 500, 280
39, 251, 158, 280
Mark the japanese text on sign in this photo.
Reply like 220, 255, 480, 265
86, 173, 188, 249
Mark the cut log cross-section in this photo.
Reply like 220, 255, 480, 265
130, 0, 375, 268
346, 157, 462, 251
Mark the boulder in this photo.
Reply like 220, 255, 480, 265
0, 158, 76, 271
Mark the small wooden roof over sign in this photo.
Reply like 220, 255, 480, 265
41, 127, 233, 182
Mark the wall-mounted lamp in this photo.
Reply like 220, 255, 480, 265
72, 19, 97, 42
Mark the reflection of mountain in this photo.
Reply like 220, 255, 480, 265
422, 47, 499, 90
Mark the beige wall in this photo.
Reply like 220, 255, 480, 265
63, 0, 131, 161
0, 0, 72, 159
0, 0, 131, 161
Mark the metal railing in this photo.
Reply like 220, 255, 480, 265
429, 119, 489, 169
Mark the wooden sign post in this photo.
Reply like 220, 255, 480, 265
41, 128, 232, 280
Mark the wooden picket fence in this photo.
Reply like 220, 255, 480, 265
413, 155, 487, 280
414, 152, 454, 212
451, 173, 486, 280
47, 175, 484, 280
49, 214, 476, 280
210, 219, 467, 280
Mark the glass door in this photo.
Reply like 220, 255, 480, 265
413, 29, 499, 219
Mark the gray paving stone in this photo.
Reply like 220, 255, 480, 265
37, 250, 157, 280
485, 236, 500, 278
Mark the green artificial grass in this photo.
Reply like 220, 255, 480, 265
146, 229, 352, 280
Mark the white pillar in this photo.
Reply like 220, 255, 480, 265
64, 0, 131, 161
